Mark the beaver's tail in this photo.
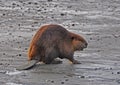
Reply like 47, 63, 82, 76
16, 59, 38, 70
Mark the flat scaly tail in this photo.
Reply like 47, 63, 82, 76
16, 60, 38, 70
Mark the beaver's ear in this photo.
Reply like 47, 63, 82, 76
71, 36, 78, 41
70, 32, 78, 40
70, 35, 77, 40
71, 36, 75, 40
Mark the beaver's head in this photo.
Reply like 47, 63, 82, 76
70, 32, 88, 51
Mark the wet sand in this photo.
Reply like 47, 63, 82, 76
0, 0, 120, 85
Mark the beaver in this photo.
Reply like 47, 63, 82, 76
16, 24, 88, 70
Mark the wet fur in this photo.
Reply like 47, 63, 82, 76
28, 24, 87, 64
16, 24, 87, 70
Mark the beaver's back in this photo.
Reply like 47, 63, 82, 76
38, 25, 71, 47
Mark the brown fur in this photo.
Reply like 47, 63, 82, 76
27, 24, 87, 64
